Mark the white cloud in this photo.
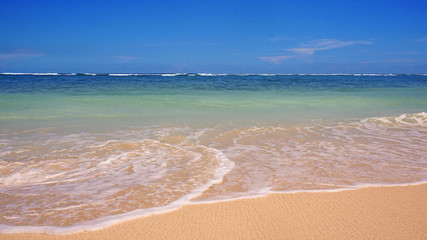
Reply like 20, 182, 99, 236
259, 55, 294, 64
0, 49, 44, 61
260, 39, 372, 64
288, 39, 372, 56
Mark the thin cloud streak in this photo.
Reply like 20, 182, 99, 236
416, 37, 427, 42
359, 58, 420, 64
289, 39, 372, 56
259, 55, 294, 64
0, 49, 44, 61
260, 39, 372, 64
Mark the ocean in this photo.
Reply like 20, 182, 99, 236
0, 73, 426, 233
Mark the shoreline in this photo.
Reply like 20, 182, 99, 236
1, 183, 426, 240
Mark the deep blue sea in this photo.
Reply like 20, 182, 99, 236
0, 73, 426, 233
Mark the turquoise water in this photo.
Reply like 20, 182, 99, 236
0, 73, 426, 233
0, 74, 426, 130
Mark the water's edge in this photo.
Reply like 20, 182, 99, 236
1, 180, 426, 235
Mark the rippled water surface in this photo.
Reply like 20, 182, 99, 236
0, 74, 426, 232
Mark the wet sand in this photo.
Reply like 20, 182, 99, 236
1, 183, 426, 240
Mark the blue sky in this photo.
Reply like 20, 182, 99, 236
0, 0, 426, 73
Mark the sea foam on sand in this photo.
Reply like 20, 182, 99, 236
0, 183, 426, 240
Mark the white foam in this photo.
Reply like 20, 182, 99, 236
0, 145, 235, 235
33, 73, 59, 75
0, 73, 59, 76
270, 180, 427, 195
160, 73, 189, 76
0, 171, 65, 186
1, 112, 426, 234
196, 73, 227, 76
0, 73, 31, 75
366, 112, 427, 128
0, 203, 183, 234
190, 181, 427, 212
0, 72, 422, 77
0, 127, 238, 233
109, 74, 139, 76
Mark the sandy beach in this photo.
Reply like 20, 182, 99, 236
2, 0, 427, 238
1, 183, 426, 240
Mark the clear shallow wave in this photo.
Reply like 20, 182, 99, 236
0, 130, 234, 227
196, 112, 427, 199
0, 112, 426, 234
1, 74, 426, 127
0, 74, 426, 233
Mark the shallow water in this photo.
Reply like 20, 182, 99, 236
0, 73, 426, 232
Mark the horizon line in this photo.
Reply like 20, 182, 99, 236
1, 72, 427, 76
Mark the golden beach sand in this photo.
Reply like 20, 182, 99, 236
1, 183, 426, 240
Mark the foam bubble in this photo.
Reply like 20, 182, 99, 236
109, 74, 141, 76
0, 73, 59, 76
0, 112, 426, 234
0, 130, 233, 228
160, 73, 189, 76
196, 112, 427, 200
